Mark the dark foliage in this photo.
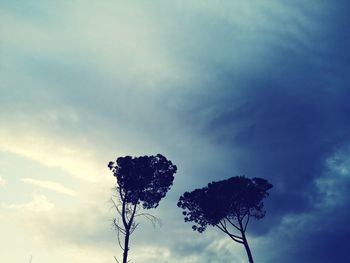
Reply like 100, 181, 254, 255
178, 176, 272, 263
177, 176, 273, 233
108, 154, 177, 209
108, 154, 177, 263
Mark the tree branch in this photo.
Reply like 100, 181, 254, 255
128, 202, 138, 229
120, 195, 128, 228
237, 216, 245, 233
130, 222, 139, 235
219, 221, 243, 240
216, 223, 227, 233
215, 224, 243, 244
225, 217, 241, 231
227, 233, 244, 244
116, 186, 125, 203
244, 214, 250, 232
116, 225, 125, 250
111, 218, 125, 251
135, 212, 161, 228
111, 198, 122, 216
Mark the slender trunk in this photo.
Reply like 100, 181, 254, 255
238, 218, 254, 263
241, 231, 254, 263
122, 228, 130, 263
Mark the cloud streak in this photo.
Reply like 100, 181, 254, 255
21, 178, 76, 196
0, 126, 106, 183
1, 193, 54, 212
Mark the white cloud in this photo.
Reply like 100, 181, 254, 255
0, 189, 115, 250
0, 192, 116, 263
0, 126, 107, 183
21, 178, 76, 196
327, 147, 350, 177
315, 146, 350, 208
1, 193, 54, 212
0, 176, 7, 187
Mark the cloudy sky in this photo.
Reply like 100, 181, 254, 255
1, 1, 350, 262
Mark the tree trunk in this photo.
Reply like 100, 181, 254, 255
241, 232, 254, 263
122, 229, 130, 263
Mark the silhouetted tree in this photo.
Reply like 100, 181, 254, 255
108, 154, 177, 263
177, 176, 272, 263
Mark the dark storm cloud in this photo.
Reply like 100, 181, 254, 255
289, 202, 350, 262
171, 0, 350, 205
261, 164, 350, 263
152, 1, 350, 262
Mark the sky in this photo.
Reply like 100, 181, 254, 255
1, 0, 350, 262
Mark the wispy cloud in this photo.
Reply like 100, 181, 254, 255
21, 178, 76, 196
0, 192, 115, 263
1, 193, 54, 212
0, 126, 107, 183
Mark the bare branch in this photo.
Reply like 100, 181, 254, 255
219, 220, 243, 240
237, 216, 245, 233
116, 226, 124, 250
222, 218, 227, 229
130, 222, 139, 235
215, 224, 244, 244
216, 222, 225, 233
121, 195, 128, 228
112, 218, 126, 234
225, 217, 241, 231
244, 214, 250, 232
125, 203, 141, 233
111, 218, 125, 250
227, 234, 244, 244
111, 198, 122, 216
117, 186, 124, 202
135, 212, 161, 228
218, 221, 227, 231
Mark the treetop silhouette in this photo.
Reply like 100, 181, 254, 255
108, 154, 177, 263
109, 154, 177, 209
177, 176, 273, 263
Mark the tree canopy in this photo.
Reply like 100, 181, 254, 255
108, 154, 177, 209
177, 176, 273, 233
177, 176, 272, 263
108, 154, 177, 263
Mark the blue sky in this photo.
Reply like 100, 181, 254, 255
1, 1, 350, 262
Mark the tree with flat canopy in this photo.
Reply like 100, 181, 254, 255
177, 176, 273, 263
108, 154, 177, 263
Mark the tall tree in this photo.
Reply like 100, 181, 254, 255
177, 176, 272, 263
108, 154, 177, 263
